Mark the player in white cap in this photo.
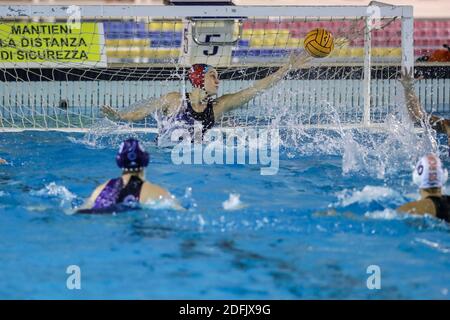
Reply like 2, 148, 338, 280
397, 153, 449, 222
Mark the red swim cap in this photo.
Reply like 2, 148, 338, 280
188, 64, 211, 88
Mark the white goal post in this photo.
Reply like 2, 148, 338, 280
0, 3, 414, 132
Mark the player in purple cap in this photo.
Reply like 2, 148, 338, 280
77, 138, 182, 213
101, 54, 310, 141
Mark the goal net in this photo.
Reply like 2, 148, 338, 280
0, 4, 414, 132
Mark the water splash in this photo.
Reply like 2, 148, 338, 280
30, 182, 77, 208
341, 115, 436, 178
222, 193, 245, 211
69, 119, 152, 150
142, 195, 183, 211
364, 208, 405, 220
414, 237, 450, 254
274, 102, 442, 179
74, 92, 446, 182
336, 185, 405, 207
180, 187, 197, 210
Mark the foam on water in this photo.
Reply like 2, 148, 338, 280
180, 187, 197, 210
28, 182, 83, 216
336, 185, 405, 207
69, 118, 151, 150
414, 237, 450, 254
142, 195, 183, 211
30, 182, 76, 204
364, 208, 405, 220
222, 193, 245, 211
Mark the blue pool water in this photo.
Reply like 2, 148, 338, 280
0, 130, 449, 299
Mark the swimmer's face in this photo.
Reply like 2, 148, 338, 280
203, 68, 219, 95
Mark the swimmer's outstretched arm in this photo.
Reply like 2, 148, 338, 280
399, 67, 450, 134
0, 158, 7, 164
399, 67, 426, 123
214, 54, 311, 118
101, 92, 181, 122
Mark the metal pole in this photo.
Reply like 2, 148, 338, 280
401, 6, 414, 72
363, 16, 372, 126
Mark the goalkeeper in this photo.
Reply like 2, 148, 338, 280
101, 54, 309, 140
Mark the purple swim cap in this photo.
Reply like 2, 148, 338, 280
116, 138, 149, 172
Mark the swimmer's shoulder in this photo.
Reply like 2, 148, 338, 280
139, 181, 170, 202
397, 198, 437, 216
139, 181, 184, 210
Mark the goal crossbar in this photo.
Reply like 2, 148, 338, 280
0, 5, 413, 19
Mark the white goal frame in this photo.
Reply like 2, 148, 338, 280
0, 4, 414, 133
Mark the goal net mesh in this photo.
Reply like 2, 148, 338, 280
0, 9, 407, 131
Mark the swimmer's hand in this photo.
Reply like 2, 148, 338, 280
334, 37, 350, 48
0, 158, 7, 165
101, 105, 122, 121
399, 67, 422, 90
288, 52, 312, 69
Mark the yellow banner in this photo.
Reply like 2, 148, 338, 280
0, 22, 106, 67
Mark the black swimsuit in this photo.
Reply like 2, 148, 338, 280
179, 92, 215, 136
156, 93, 216, 144
116, 175, 144, 204
426, 196, 450, 222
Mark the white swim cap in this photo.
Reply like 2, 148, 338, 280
412, 153, 448, 189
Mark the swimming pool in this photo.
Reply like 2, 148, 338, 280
0, 128, 449, 299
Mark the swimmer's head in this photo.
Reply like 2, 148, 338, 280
188, 64, 219, 95
413, 153, 448, 189
116, 138, 149, 173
